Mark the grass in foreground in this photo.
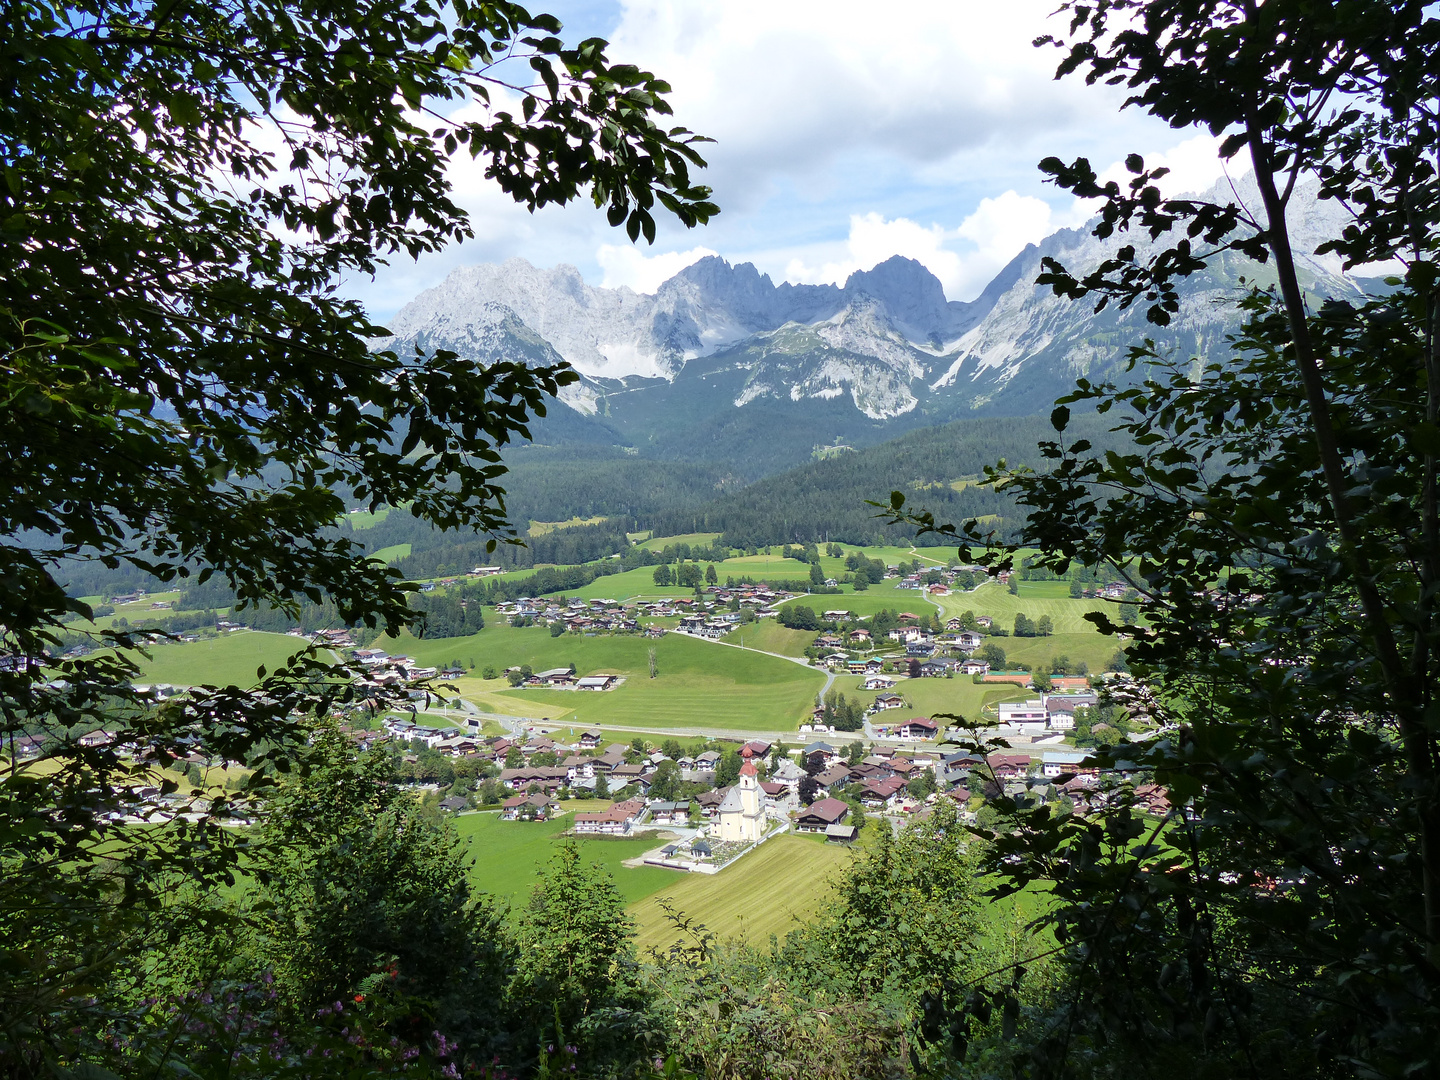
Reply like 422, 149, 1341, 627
457, 807, 682, 911
629, 832, 853, 954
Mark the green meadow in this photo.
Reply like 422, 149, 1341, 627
635, 532, 723, 551
456, 806, 682, 911
130, 630, 323, 688
370, 543, 412, 564
832, 674, 1031, 726
382, 623, 825, 732
629, 832, 853, 953
719, 619, 815, 657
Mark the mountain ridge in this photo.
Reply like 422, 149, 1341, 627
378, 175, 1367, 474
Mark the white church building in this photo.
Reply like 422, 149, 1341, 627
715, 748, 766, 843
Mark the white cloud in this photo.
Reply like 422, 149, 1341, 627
607, 0, 1121, 208
353, 2, 1225, 319
783, 213, 959, 293
1084, 131, 1249, 205
775, 194, 1059, 302
596, 243, 720, 292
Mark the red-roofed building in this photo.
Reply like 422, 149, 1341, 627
796, 797, 850, 831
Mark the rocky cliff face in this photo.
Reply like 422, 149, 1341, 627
377, 177, 1365, 458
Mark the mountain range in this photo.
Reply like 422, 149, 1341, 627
378, 176, 1367, 478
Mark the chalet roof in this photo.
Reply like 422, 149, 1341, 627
798, 797, 849, 825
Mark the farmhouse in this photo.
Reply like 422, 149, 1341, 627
572, 798, 645, 834
578, 730, 602, 749
647, 801, 691, 825
860, 776, 908, 808
959, 659, 989, 676
500, 794, 552, 820
526, 667, 575, 688
796, 798, 850, 832
1041, 750, 1099, 780
814, 764, 852, 792
576, 674, 619, 691
864, 674, 895, 691
987, 753, 1032, 780
825, 823, 859, 843
894, 717, 939, 740
872, 692, 905, 711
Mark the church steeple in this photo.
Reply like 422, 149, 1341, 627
740, 745, 758, 778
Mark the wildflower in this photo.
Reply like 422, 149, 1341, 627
354, 993, 366, 1003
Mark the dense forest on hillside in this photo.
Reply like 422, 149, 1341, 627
645, 413, 1123, 547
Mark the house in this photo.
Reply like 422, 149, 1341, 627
864, 674, 895, 691
1044, 692, 1098, 730
694, 789, 726, 819
610, 762, 647, 785
695, 750, 722, 769
803, 741, 838, 764
986, 753, 1032, 780
526, 667, 575, 688
872, 692, 905, 711
860, 776, 908, 808
743, 739, 773, 758
500, 794, 552, 820
572, 798, 645, 834
916, 659, 952, 677
439, 796, 469, 813
905, 642, 935, 657
959, 658, 990, 676
825, 823, 859, 843
955, 630, 984, 652
894, 717, 939, 740
814, 764, 852, 791
998, 700, 1049, 727
594, 746, 629, 772
498, 766, 569, 792
796, 797, 850, 831
647, 801, 691, 825
760, 780, 790, 810
576, 674, 619, 691
1041, 750, 1099, 780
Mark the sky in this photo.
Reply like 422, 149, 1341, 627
351, 0, 1248, 322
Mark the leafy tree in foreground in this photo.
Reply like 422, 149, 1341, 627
885, 0, 1440, 1073
0, 0, 712, 1069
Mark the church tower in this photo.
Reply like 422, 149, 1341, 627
716, 746, 766, 843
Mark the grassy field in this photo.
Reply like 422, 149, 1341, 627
131, 630, 321, 687
636, 532, 722, 551
370, 543, 411, 564
381, 623, 825, 732
457, 807, 682, 910
629, 832, 853, 953
566, 567, 701, 603
935, 580, 1121, 673
832, 674, 1030, 727
529, 516, 607, 535
773, 581, 940, 619
719, 619, 815, 658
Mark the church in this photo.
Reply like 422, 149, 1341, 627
715, 747, 766, 843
